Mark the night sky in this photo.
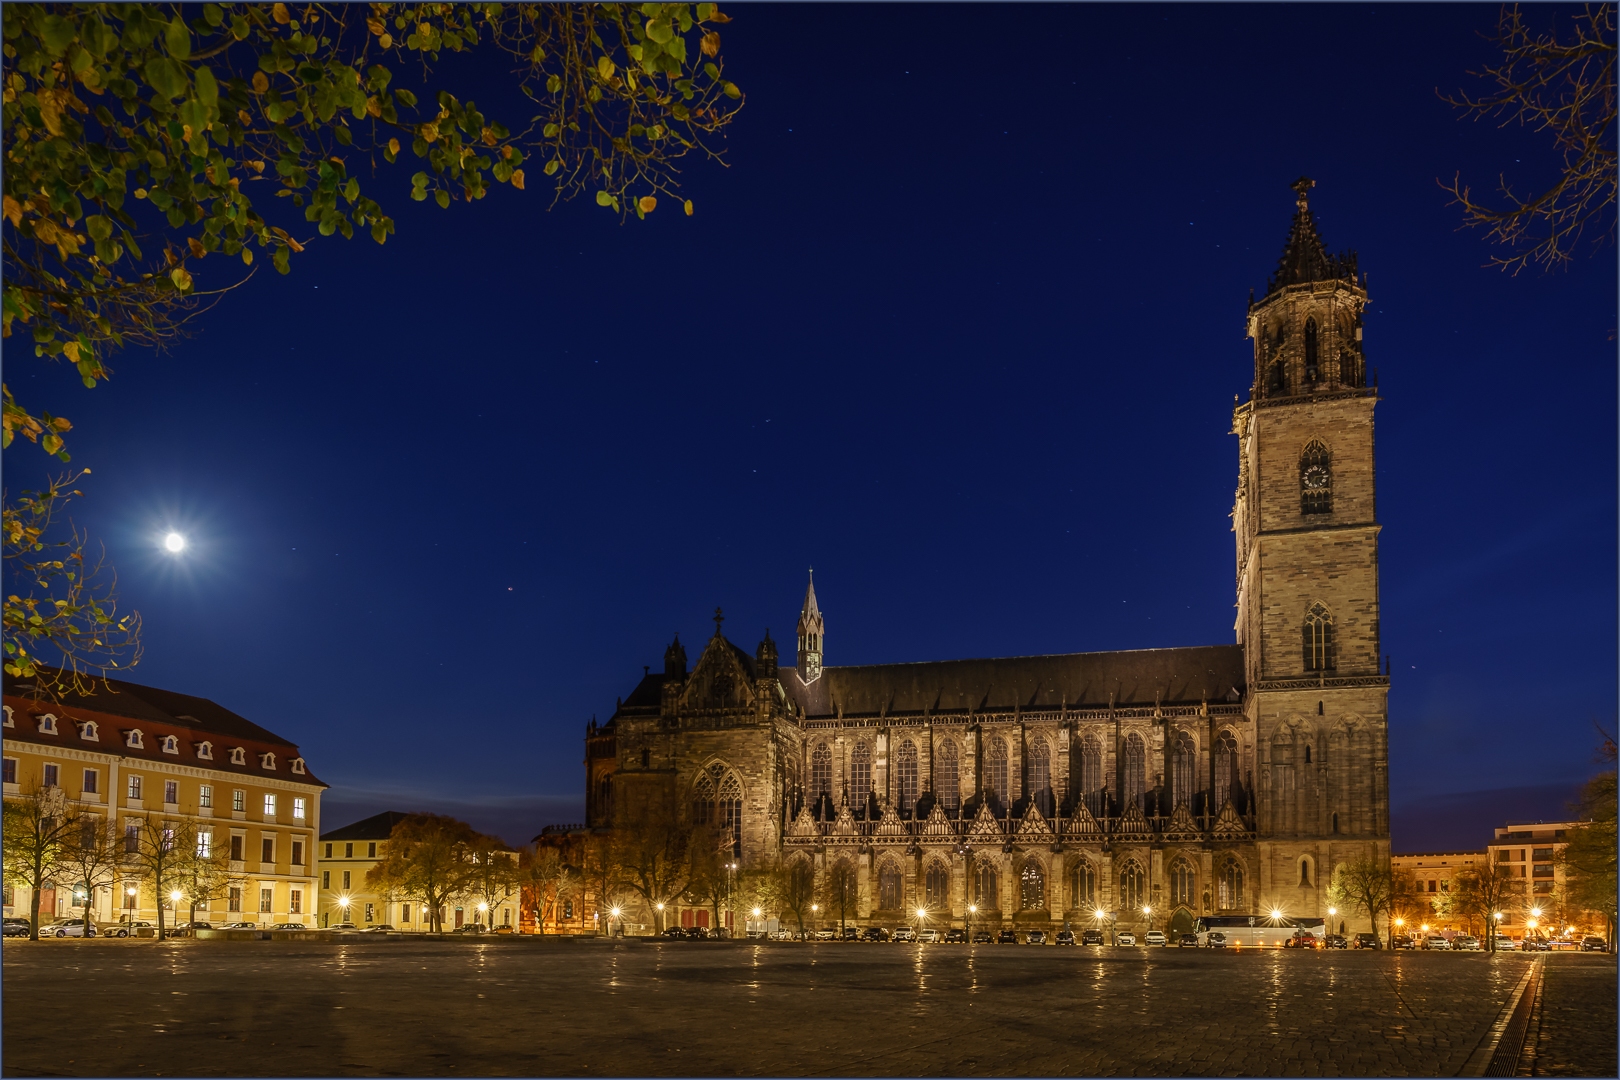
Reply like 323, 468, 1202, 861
9, 4, 1614, 849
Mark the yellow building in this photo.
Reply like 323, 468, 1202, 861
317, 810, 520, 931
2, 674, 324, 928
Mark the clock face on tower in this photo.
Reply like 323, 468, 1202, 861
1302, 465, 1330, 491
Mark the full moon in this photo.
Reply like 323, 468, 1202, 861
163, 532, 186, 553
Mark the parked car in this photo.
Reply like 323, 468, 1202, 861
1324, 934, 1348, 949
1452, 935, 1481, 951
1422, 936, 1450, 950
221, 921, 259, 930
1205, 932, 1228, 948
44, 918, 98, 938
1025, 930, 1046, 945
892, 926, 915, 943
1081, 929, 1105, 945
687, 926, 710, 940
1284, 932, 1320, 949
329, 921, 359, 931
1177, 933, 1200, 948
4, 918, 33, 937
1388, 934, 1415, 950
1353, 933, 1382, 950
661, 926, 686, 939
271, 923, 307, 932
1116, 932, 1137, 946
98, 923, 130, 938
863, 926, 890, 942
361, 924, 396, 933
1522, 937, 1552, 952
710, 927, 730, 940
1144, 930, 1167, 947
1494, 936, 1518, 951
814, 928, 836, 941
915, 928, 938, 943
1581, 936, 1608, 952
972, 930, 994, 944
996, 929, 1018, 944
946, 928, 969, 943
841, 926, 860, 941
1055, 930, 1076, 945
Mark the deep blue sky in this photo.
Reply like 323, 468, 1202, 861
8, 4, 1614, 849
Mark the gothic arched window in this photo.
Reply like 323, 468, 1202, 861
1299, 440, 1332, 515
1172, 732, 1196, 808
811, 742, 832, 801
718, 773, 743, 850
850, 741, 872, 815
974, 861, 999, 910
1304, 317, 1319, 382
1219, 857, 1245, 909
987, 737, 1009, 807
1020, 859, 1046, 911
937, 740, 960, 812
1079, 734, 1103, 803
924, 860, 949, 910
878, 861, 903, 911
1118, 859, 1146, 914
691, 771, 716, 825
1214, 731, 1239, 806
1068, 858, 1097, 911
1028, 739, 1053, 817
1303, 601, 1335, 672
1169, 858, 1196, 908
1122, 733, 1146, 809
1298, 856, 1314, 888
895, 739, 919, 817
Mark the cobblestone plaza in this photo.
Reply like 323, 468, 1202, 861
3, 939, 1614, 1077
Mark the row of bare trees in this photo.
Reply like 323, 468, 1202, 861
2, 785, 245, 941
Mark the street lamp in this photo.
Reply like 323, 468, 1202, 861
1142, 905, 1153, 935
609, 905, 622, 938
968, 903, 977, 940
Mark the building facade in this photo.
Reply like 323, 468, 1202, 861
1487, 820, 1589, 938
317, 810, 522, 931
2, 674, 324, 927
586, 179, 1392, 936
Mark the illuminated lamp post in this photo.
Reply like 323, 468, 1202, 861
477, 901, 488, 929
1142, 905, 1154, 938
967, 903, 978, 941
609, 906, 622, 938
655, 901, 665, 934
810, 903, 819, 939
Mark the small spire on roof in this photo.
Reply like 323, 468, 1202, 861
713, 606, 725, 637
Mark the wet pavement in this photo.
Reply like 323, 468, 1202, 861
3, 937, 1614, 1076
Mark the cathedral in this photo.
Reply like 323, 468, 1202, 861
583, 178, 1391, 937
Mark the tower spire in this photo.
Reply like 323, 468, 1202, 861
796, 568, 824, 683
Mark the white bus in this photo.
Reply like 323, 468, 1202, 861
1194, 915, 1324, 948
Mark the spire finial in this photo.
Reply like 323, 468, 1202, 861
1291, 176, 1315, 210
713, 606, 725, 636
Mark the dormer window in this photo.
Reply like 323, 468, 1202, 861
290, 757, 307, 775
196, 741, 214, 761
37, 713, 58, 735
161, 735, 180, 755
126, 728, 145, 749
229, 747, 247, 766
78, 720, 99, 742
260, 751, 277, 770
3, 706, 13, 728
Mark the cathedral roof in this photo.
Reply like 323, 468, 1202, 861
776, 643, 1244, 720
1265, 177, 1359, 298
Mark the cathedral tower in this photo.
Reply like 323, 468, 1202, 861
1233, 178, 1389, 913
796, 571, 824, 683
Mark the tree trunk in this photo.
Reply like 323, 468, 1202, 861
28, 871, 43, 941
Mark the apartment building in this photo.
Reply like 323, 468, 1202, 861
2, 673, 324, 927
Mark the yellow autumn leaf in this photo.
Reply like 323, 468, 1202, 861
2, 195, 22, 227
62, 341, 81, 363
684, 199, 694, 216
188, 237, 206, 259
510, 169, 525, 190
387, 137, 401, 156
170, 267, 193, 291
272, 3, 290, 25
379, 33, 393, 49
252, 71, 269, 94
638, 196, 657, 213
